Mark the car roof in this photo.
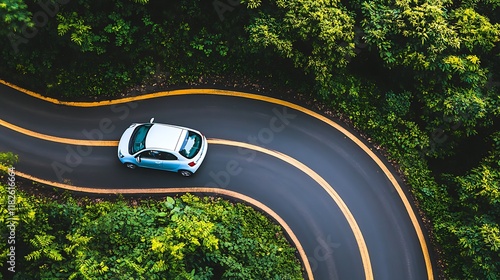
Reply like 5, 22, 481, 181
145, 124, 186, 151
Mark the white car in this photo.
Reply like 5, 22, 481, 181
118, 118, 208, 177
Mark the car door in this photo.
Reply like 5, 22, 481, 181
157, 151, 180, 172
137, 150, 163, 170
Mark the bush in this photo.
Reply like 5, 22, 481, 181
0, 185, 303, 279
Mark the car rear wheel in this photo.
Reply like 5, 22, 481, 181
125, 163, 137, 169
179, 170, 193, 177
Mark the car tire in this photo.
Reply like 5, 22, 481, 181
179, 170, 193, 177
125, 163, 137, 169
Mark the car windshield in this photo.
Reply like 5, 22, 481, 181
129, 124, 152, 154
179, 131, 202, 159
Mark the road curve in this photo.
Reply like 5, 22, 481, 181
0, 81, 436, 279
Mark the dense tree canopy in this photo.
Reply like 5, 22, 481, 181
436, 132, 500, 279
0, 0, 31, 36
361, 0, 500, 138
1, 0, 499, 279
245, 0, 356, 85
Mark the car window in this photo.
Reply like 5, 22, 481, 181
139, 150, 156, 159
129, 124, 152, 154
140, 150, 178, 160
157, 151, 177, 160
179, 131, 202, 159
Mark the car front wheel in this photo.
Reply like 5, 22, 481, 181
125, 163, 137, 169
179, 170, 193, 177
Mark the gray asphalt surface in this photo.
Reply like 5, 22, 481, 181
0, 83, 435, 279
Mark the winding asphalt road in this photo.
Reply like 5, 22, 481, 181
0, 81, 436, 279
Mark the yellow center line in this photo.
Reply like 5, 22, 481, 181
1, 79, 434, 279
0, 165, 311, 280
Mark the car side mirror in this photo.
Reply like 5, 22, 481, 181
135, 156, 141, 163
150, 117, 155, 123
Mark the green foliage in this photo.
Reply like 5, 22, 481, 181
245, 0, 356, 88
57, 12, 97, 51
0, 152, 18, 168
0, 183, 303, 279
188, 28, 229, 57
0, 0, 32, 35
385, 91, 412, 119
131, 0, 149, 4
437, 134, 500, 279
25, 234, 63, 262
361, 0, 460, 69
360, 0, 500, 142
104, 12, 138, 48
451, 7, 500, 51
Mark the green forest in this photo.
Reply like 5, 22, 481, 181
1, 0, 500, 279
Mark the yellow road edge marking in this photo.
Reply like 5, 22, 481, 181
0, 119, 118, 146
1, 79, 433, 279
1, 79, 266, 107
0, 165, 312, 280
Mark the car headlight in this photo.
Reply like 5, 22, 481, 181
118, 150, 124, 158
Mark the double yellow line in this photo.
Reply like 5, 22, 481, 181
0, 79, 434, 279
